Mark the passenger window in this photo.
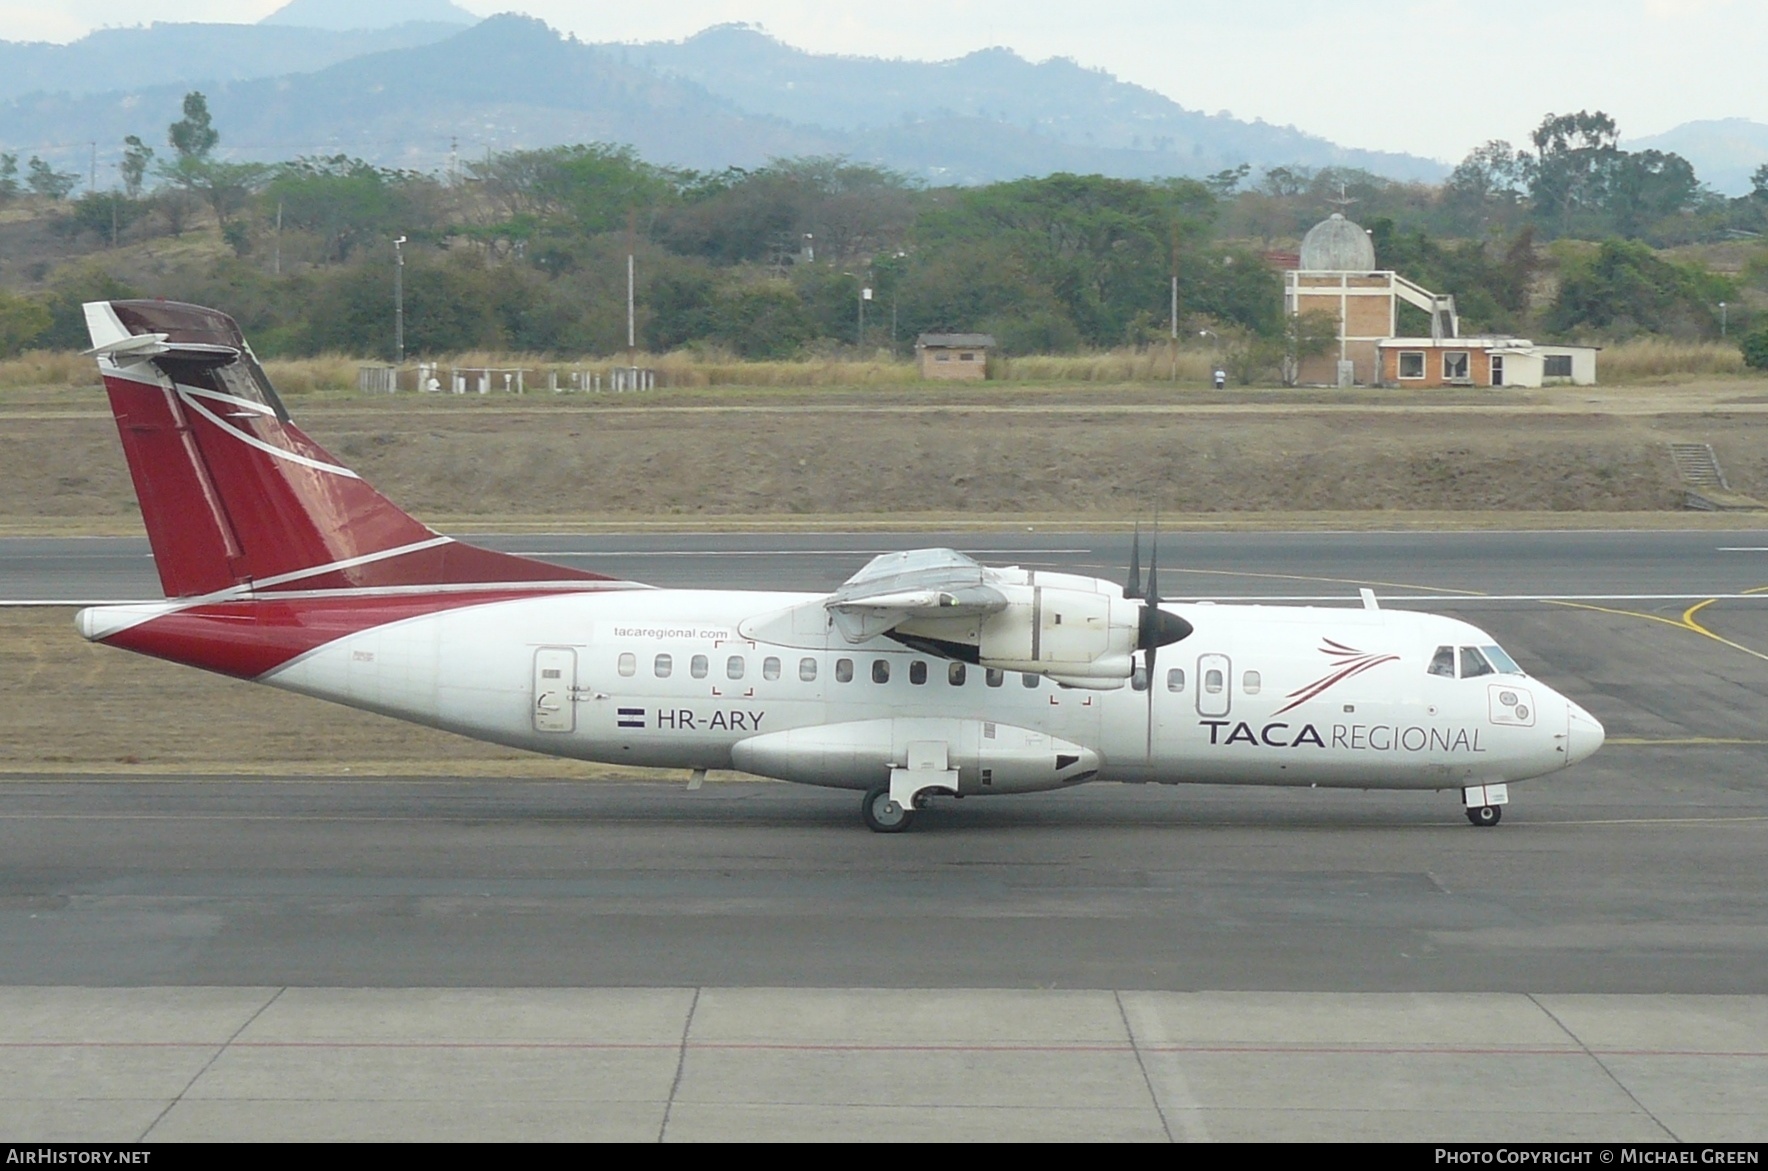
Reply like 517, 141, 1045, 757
617, 652, 636, 677
1166, 668, 1186, 693
1243, 670, 1261, 695
691, 654, 708, 679
872, 659, 891, 684
836, 658, 854, 683
1428, 646, 1456, 678
1204, 669, 1223, 694
1022, 673, 1040, 689
763, 656, 781, 681
727, 655, 745, 680
654, 653, 672, 679
948, 662, 967, 686
909, 660, 927, 685
799, 657, 817, 682
1131, 665, 1148, 692
1459, 646, 1495, 679
985, 668, 1004, 687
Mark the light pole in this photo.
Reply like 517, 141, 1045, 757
393, 235, 406, 365
1721, 301, 1728, 339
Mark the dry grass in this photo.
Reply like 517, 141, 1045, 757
259, 354, 361, 394
319, 345, 1230, 392
0, 350, 95, 389
994, 348, 1218, 383
1595, 338, 1746, 383
0, 335, 1752, 398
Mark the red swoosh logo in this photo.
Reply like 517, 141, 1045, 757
1273, 642, 1401, 715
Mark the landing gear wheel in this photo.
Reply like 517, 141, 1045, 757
1466, 804, 1502, 827
862, 786, 915, 833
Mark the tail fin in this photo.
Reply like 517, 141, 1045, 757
85, 299, 612, 598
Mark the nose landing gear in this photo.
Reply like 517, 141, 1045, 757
1462, 783, 1508, 827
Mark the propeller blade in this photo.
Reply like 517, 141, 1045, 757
1146, 522, 1160, 605
1123, 524, 1143, 600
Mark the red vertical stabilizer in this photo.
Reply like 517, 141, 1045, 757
86, 300, 614, 599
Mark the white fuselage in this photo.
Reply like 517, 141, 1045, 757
254, 587, 1599, 795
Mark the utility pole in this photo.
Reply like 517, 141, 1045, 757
626, 209, 637, 366
1170, 275, 1179, 382
273, 200, 283, 277
393, 236, 406, 365
1169, 221, 1180, 382
859, 282, 871, 347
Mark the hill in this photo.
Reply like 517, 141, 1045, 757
0, 15, 1443, 187
1628, 119, 1768, 197
260, 0, 478, 29
0, 21, 468, 106
623, 24, 1446, 184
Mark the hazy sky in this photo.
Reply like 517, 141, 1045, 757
8, 1, 1764, 162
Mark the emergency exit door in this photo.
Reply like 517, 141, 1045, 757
532, 647, 577, 733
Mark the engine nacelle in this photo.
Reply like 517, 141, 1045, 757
822, 553, 1190, 689
897, 576, 1141, 681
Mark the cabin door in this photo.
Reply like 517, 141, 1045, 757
532, 647, 578, 733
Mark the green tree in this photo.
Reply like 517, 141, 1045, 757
1529, 110, 1619, 236
0, 292, 50, 356
0, 154, 18, 201
168, 92, 218, 162
1606, 149, 1701, 238
120, 135, 155, 199
910, 173, 1217, 347
268, 156, 429, 263
25, 157, 78, 200
708, 280, 814, 358
1203, 164, 1251, 199
1546, 239, 1735, 338
158, 90, 264, 227
35, 268, 139, 350
67, 192, 147, 244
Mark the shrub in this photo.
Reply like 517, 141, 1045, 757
1741, 326, 1768, 371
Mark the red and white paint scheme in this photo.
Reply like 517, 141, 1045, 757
77, 299, 1603, 831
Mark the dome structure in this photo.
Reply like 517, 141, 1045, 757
1299, 212, 1377, 272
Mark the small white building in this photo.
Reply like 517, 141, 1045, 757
1377, 338, 1600, 388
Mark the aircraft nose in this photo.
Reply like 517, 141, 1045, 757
1565, 700, 1605, 766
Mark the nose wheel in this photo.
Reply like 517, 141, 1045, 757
1466, 804, 1502, 827
862, 786, 915, 833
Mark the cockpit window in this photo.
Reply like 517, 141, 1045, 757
1481, 645, 1524, 675
1428, 646, 1456, 678
1458, 646, 1495, 678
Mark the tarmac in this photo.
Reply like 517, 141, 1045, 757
4, 528, 1767, 1142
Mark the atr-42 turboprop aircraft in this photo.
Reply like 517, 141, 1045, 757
76, 300, 1604, 832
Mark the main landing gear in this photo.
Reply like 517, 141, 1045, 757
1466, 804, 1502, 827
862, 786, 915, 833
